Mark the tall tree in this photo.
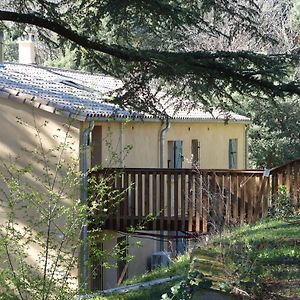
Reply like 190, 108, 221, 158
0, 0, 299, 114
234, 0, 300, 167
247, 96, 300, 168
178, 0, 300, 167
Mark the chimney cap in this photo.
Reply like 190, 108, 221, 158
18, 32, 35, 43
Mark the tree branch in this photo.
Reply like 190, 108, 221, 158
0, 10, 143, 61
1, 10, 300, 97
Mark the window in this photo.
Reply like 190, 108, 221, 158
167, 140, 183, 168
229, 138, 238, 169
191, 139, 200, 167
91, 126, 102, 167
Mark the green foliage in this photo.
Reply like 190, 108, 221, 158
238, 96, 300, 168
268, 185, 294, 218
0, 119, 82, 299
123, 254, 189, 285
94, 280, 181, 300
161, 270, 212, 300
91, 218, 300, 299
191, 218, 300, 298
87, 255, 189, 300
228, 0, 300, 168
0, 117, 133, 299
44, 48, 79, 70
3, 39, 18, 62
1, 0, 300, 115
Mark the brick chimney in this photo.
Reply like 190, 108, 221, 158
18, 32, 36, 64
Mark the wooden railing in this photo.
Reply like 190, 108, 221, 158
271, 158, 300, 211
92, 168, 266, 233
90, 159, 300, 233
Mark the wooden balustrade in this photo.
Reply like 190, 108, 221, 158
90, 159, 300, 233
91, 168, 268, 233
270, 158, 300, 211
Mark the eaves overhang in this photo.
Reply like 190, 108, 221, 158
0, 87, 251, 125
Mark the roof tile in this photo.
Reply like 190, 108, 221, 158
0, 63, 250, 123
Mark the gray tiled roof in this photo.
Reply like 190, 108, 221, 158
0, 63, 250, 123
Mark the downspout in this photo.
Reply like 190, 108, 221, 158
245, 124, 249, 168
0, 31, 4, 65
80, 121, 94, 291
120, 122, 125, 167
159, 117, 170, 251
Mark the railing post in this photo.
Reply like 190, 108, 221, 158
232, 174, 238, 224
286, 163, 292, 197
167, 171, 172, 232
241, 175, 247, 224
130, 172, 136, 227
181, 171, 186, 231
188, 170, 194, 232
225, 173, 231, 225
144, 171, 150, 222
202, 172, 209, 233
293, 162, 299, 211
159, 172, 165, 232
152, 172, 157, 230
174, 172, 179, 232
124, 171, 129, 229
195, 172, 201, 234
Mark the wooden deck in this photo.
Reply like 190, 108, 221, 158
90, 159, 300, 233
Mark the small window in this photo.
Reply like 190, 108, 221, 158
191, 139, 200, 167
91, 126, 102, 167
229, 139, 238, 169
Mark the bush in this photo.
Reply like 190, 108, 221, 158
268, 185, 294, 219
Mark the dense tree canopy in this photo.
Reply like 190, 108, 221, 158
248, 96, 300, 167
0, 0, 300, 115
231, 0, 300, 167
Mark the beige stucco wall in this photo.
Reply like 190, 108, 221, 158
0, 97, 81, 201
0, 101, 80, 157
90, 121, 160, 168
94, 120, 247, 169
167, 122, 246, 169
0, 97, 81, 290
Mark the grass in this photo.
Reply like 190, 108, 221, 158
123, 254, 189, 285
93, 280, 181, 300
91, 215, 300, 299
92, 255, 189, 300
191, 216, 300, 299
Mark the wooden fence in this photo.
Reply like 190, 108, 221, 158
91, 158, 300, 234
271, 158, 300, 211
